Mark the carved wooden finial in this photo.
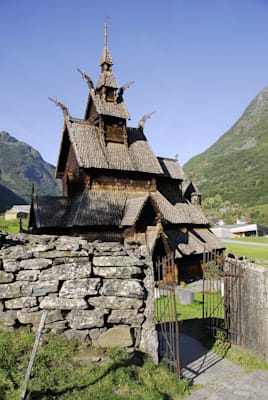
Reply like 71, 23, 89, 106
121, 80, 134, 91
48, 97, 69, 117
138, 111, 156, 129
117, 81, 134, 103
77, 67, 94, 89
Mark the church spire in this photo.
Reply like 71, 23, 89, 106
97, 19, 118, 90
99, 20, 113, 68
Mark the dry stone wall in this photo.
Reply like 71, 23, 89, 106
0, 232, 158, 363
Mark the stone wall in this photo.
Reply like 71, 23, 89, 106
0, 232, 158, 363
240, 262, 268, 363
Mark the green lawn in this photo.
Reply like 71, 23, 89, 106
155, 291, 223, 322
0, 215, 28, 233
0, 329, 190, 400
228, 237, 268, 244
223, 240, 268, 263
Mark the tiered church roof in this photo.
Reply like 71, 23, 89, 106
29, 23, 223, 263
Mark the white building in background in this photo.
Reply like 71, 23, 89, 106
212, 223, 268, 238
4, 205, 30, 221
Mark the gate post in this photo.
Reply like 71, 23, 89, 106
154, 252, 180, 377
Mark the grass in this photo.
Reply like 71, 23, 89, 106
204, 332, 268, 372
228, 237, 268, 244
155, 291, 223, 323
0, 215, 28, 233
0, 328, 190, 400
223, 240, 268, 264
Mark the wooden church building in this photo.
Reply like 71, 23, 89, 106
29, 24, 223, 282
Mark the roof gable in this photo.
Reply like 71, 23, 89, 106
90, 88, 130, 119
157, 157, 184, 180
151, 191, 209, 225
56, 118, 163, 175
121, 194, 149, 226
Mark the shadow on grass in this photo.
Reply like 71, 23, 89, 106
27, 351, 149, 400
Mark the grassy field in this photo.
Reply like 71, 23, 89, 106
155, 291, 223, 323
0, 329, 190, 400
228, 237, 268, 244
0, 215, 28, 233
223, 239, 268, 264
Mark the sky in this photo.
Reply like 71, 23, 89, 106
1, 0, 268, 167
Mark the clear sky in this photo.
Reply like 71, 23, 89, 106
1, 0, 268, 167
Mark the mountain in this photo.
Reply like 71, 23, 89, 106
0, 184, 27, 213
183, 86, 268, 222
0, 131, 61, 212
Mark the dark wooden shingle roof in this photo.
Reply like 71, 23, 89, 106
151, 191, 209, 225
166, 228, 224, 258
157, 157, 184, 180
90, 88, 130, 119
56, 118, 164, 175
33, 189, 209, 229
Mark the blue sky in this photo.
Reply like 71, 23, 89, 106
1, 0, 268, 168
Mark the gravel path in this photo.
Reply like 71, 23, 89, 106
180, 334, 268, 400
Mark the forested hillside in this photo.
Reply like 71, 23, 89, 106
0, 131, 61, 212
183, 87, 268, 224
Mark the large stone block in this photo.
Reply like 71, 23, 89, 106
31, 244, 54, 252
88, 327, 106, 341
54, 236, 81, 251
0, 271, 14, 283
16, 270, 40, 281
93, 242, 126, 255
33, 250, 88, 259
31, 280, 59, 296
140, 322, 159, 364
40, 296, 88, 310
17, 310, 45, 325
93, 255, 144, 267
2, 260, 21, 272
94, 327, 133, 348
64, 328, 90, 341
108, 309, 144, 326
66, 310, 104, 329
93, 266, 143, 279
59, 278, 100, 298
46, 310, 64, 323
39, 261, 91, 281
241, 264, 268, 363
45, 321, 66, 334
0, 310, 17, 326
20, 258, 52, 270
88, 295, 143, 310
100, 279, 144, 298
0, 282, 31, 299
0, 246, 32, 260
5, 297, 37, 309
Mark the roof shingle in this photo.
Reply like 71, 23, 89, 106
64, 119, 163, 174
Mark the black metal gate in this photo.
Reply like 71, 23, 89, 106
202, 252, 243, 345
154, 252, 180, 377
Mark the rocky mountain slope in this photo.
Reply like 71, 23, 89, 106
183, 86, 268, 219
0, 131, 61, 212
